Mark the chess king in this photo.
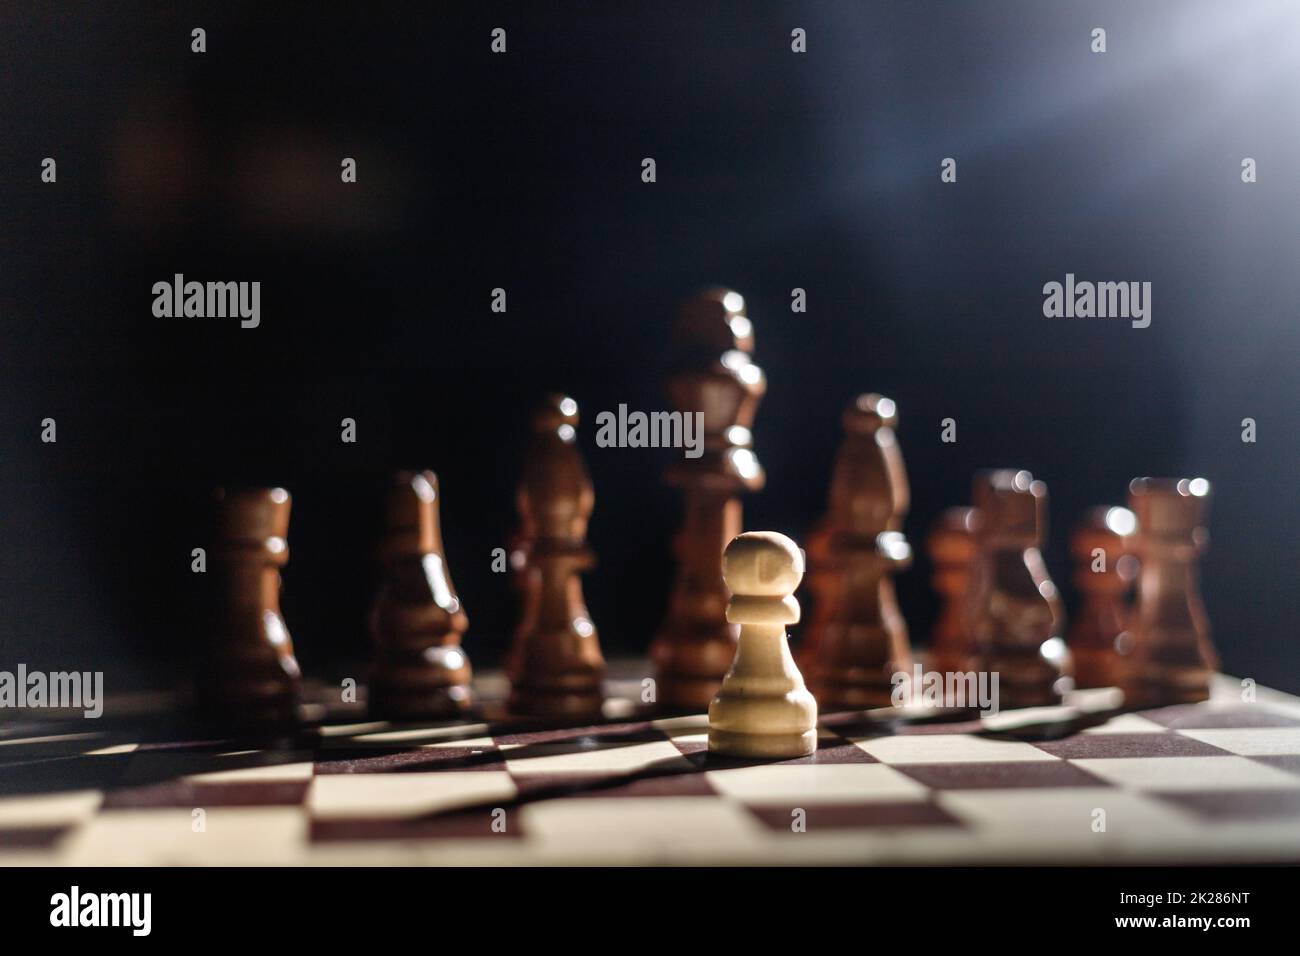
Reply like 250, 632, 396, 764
708, 531, 818, 759
651, 289, 766, 711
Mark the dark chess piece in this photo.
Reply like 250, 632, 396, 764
803, 394, 914, 710
501, 526, 535, 682
964, 470, 1073, 707
507, 395, 607, 718
199, 487, 303, 728
1067, 506, 1137, 689
794, 518, 834, 672
1119, 478, 1218, 708
651, 289, 766, 711
926, 506, 978, 675
369, 470, 473, 719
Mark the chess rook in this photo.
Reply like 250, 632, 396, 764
926, 506, 978, 675
507, 395, 607, 718
199, 487, 303, 728
803, 394, 913, 711
369, 471, 472, 719
1120, 478, 1218, 707
651, 289, 766, 711
1067, 506, 1137, 689
709, 532, 818, 758
964, 470, 1072, 707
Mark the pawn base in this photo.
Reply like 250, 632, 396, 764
369, 683, 473, 721
1121, 670, 1212, 710
508, 686, 606, 720
1071, 648, 1124, 691
654, 672, 727, 712
708, 727, 817, 759
811, 681, 896, 713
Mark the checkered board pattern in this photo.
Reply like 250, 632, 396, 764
4, 673, 1300, 865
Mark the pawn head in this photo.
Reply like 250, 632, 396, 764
532, 394, 580, 441
973, 469, 1047, 542
675, 288, 753, 354
843, 393, 898, 434
722, 531, 804, 597
928, 506, 978, 568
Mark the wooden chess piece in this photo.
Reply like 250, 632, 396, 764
793, 518, 833, 671
803, 394, 913, 710
200, 487, 303, 728
1119, 478, 1218, 707
369, 471, 472, 719
507, 395, 607, 718
651, 289, 766, 711
500, 483, 538, 682
708, 531, 818, 758
501, 529, 535, 682
926, 506, 978, 676
1067, 506, 1137, 689
964, 470, 1073, 707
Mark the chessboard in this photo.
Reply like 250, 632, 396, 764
4, 670, 1300, 866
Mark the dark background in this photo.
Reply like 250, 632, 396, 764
1, 2, 1297, 692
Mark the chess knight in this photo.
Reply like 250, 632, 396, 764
962, 470, 1073, 707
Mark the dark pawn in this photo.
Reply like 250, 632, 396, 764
507, 395, 606, 718
1120, 478, 1218, 708
651, 289, 766, 711
199, 487, 303, 729
926, 506, 978, 676
804, 394, 913, 710
964, 470, 1072, 707
369, 471, 472, 720
1067, 506, 1137, 689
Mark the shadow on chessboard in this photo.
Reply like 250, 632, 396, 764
0, 680, 1126, 815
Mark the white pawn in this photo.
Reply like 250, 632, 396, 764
708, 531, 819, 758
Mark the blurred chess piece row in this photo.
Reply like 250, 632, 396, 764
199, 392, 608, 730
921, 473, 1216, 708
704, 470, 1217, 760
196, 286, 1219, 732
